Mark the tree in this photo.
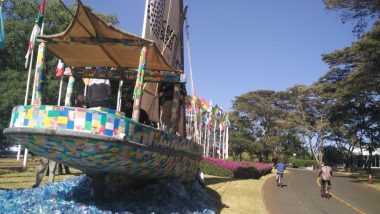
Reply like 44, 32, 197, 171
0, 0, 119, 146
323, 0, 380, 35
284, 85, 332, 165
228, 111, 253, 161
321, 20, 380, 173
323, 145, 345, 166
233, 90, 288, 161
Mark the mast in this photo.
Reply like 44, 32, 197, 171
141, 0, 186, 135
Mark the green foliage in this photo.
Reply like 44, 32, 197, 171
199, 162, 234, 178
323, 0, 380, 35
0, 0, 119, 147
0, 69, 27, 144
233, 166, 255, 179
321, 20, 380, 152
323, 146, 346, 166
291, 159, 317, 168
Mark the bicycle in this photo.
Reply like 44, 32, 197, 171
276, 173, 283, 187
320, 179, 331, 198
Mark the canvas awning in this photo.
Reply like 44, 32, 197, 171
38, 1, 179, 73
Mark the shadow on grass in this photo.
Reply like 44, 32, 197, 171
204, 176, 237, 186
350, 179, 378, 183
204, 186, 229, 213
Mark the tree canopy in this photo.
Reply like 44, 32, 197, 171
323, 0, 380, 35
230, 20, 380, 165
0, 0, 119, 146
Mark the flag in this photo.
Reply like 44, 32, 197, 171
64, 67, 72, 76
55, 59, 64, 77
82, 78, 90, 86
0, 3, 5, 49
224, 113, 230, 126
25, 0, 45, 68
219, 121, 225, 132
217, 107, 223, 117
207, 100, 213, 113
212, 104, 220, 116
32, 42, 46, 105
186, 103, 192, 111
200, 99, 209, 113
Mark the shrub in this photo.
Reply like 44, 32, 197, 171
201, 157, 272, 179
199, 162, 234, 178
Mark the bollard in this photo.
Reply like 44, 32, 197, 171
368, 174, 374, 184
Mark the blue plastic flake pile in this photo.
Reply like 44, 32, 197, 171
0, 175, 217, 213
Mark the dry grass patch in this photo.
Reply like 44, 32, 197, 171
0, 166, 81, 190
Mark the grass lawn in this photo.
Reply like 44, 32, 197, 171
0, 158, 81, 190
351, 170, 380, 192
1, 157, 273, 214
205, 173, 273, 214
335, 169, 380, 192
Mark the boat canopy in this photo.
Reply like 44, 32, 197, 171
38, 1, 179, 73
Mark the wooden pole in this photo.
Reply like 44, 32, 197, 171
132, 47, 147, 121
169, 84, 180, 133
226, 125, 229, 160
57, 75, 63, 106
116, 80, 124, 112
64, 76, 75, 107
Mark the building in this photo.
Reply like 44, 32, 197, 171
352, 147, 380, 169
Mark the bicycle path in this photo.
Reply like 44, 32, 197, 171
263, 169, 380, 214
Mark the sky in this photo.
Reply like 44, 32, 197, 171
68, 0, 358, 111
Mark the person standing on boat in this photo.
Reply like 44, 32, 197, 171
87, 78, 111, 108
158, 83, 186, 131
124, 100, 151, 125
75, 94, 87, 108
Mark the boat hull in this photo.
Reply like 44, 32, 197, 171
4, 105, 202, 181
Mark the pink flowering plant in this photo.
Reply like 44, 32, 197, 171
201, 157, 272, 179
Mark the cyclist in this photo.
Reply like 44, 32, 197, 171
274, 160, 286, 187
319, 162, 332, 197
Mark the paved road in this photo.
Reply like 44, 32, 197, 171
263, 169, 380, 214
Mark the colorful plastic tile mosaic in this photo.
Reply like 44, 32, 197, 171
7, 105, 202, 179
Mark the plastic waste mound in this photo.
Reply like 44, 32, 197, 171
0, 175, 217, 213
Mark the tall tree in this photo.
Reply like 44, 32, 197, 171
321, 20, 380, 172
233, 90, 286, 161
285, 85, 331, 165
323, 0, 380, 35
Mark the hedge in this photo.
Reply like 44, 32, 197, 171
199, 162, 234, 178
200, 157, 272, 179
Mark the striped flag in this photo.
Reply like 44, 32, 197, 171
0, 2, 5, 49
200, 99, 209, 113
25, 0, 45, 68
55, 59, 64, 77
